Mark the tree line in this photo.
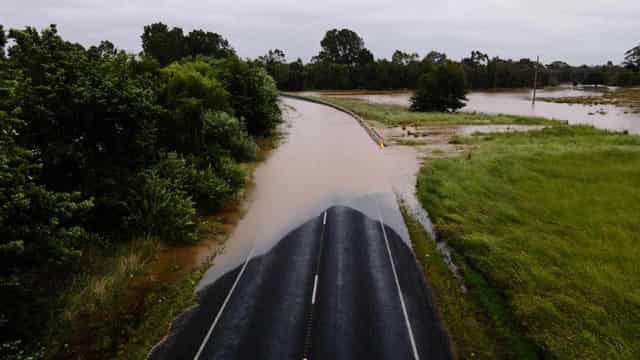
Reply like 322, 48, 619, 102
0, 23, 280, 356
259, 28, 640, 91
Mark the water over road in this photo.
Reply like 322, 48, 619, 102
149, 98, 450, 359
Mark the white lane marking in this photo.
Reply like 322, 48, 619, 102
376, 203, 420, 360
323, 211, 327, 225
193, 245, 257, 360
311, 274, 319, 305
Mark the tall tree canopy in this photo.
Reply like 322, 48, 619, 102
410, 62, 468, 112
316, 28, 370, 66
141, 22, 234, 66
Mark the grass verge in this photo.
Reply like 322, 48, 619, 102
400, 206, 497, 359
315, 97, 559, 127
416, 125, 640, 359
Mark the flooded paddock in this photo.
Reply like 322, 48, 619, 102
305, 87, 640, 134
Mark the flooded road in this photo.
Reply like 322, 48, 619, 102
311, 87, 640, 134
198, 97, 420, 290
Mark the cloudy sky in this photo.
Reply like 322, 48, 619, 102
2, 0, 639, 65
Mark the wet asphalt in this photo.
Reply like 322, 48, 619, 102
150, 206, 452, 360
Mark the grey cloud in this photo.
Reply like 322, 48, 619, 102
1, 0, 638, 65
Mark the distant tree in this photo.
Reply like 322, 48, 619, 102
287, 58, 306, 91
259, 49, 286, 66
356, 48, 375, 66
624, 43, 640, 70
462, 50, 489, 67
141, 22, 186, 66
411, 62, 467, 112
0, 25, 6, 58
258, 49, 289, 89
316, 28, 369, 66
185, 29, 234, 59
423, 51, 448, 65
584, 69, 605, 86
462, 50, 490, 88
392, 50, 419, 65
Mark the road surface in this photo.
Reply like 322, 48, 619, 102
151, 206, 452, 360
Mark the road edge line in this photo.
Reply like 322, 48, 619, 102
193, 245, 257, 360
376, 202, 420, 360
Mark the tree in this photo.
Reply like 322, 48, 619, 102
0, 25, 6, 58
286, 58, 306, 91
356, 48, 375, 66
259, 49, 286, 66
215, 57, 281, 136
185, 29, 234, 59
316, 28, 369, 66
258, 49, 289, 89
141, 22, 186, 66
410, 62, 467, 112
423, 51, 448, 65
584, 69, 605, 86
624, 44, 640, 70
392, 50, 419, 65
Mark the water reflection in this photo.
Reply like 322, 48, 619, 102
306, 87, 640, 134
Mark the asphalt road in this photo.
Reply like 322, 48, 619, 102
150, 206, 452, 360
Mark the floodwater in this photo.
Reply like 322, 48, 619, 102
197, 98, 420, 290
312, 87, 640, 134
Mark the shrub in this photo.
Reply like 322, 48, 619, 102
127, 171, 197, 244
153, 153, 244, 212
203, 111, 258, 161
214, 57, 282, 137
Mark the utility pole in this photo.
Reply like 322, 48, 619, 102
532, 55, 539, 105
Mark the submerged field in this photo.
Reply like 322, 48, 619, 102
313, 97, 560, 127
541, 87, 640, 113
417, 126, 640, 358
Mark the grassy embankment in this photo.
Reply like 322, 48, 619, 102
42, 136, 280, 360
314, 96, 559, 127
541, 87, 640, 113
417, 126, 640, 358
400, 207, 498, 359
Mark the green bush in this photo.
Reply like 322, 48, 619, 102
203, 111, 257, 161
411, 61, 468, 112
214, 57, 282, 137
153, 153, 242, 211
128, 170, 197, 244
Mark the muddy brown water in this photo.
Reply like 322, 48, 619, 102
197, 98, 421, 290
305, 87, 640, 134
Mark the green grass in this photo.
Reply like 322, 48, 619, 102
417, 125, 640, 359
401, 207, 497, 359
316, 97, 560, 127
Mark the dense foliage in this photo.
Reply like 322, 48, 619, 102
410, 62, 467, 112
0, 23, 280, 356
141, 23, 235, 66
261, 29, 640, 91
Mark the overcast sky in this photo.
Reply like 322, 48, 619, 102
2, 0, 639, 65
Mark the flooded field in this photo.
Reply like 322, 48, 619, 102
305, 87, 640, 134
198, 98, 421, 289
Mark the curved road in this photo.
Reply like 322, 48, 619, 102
150, 98, 452, 359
